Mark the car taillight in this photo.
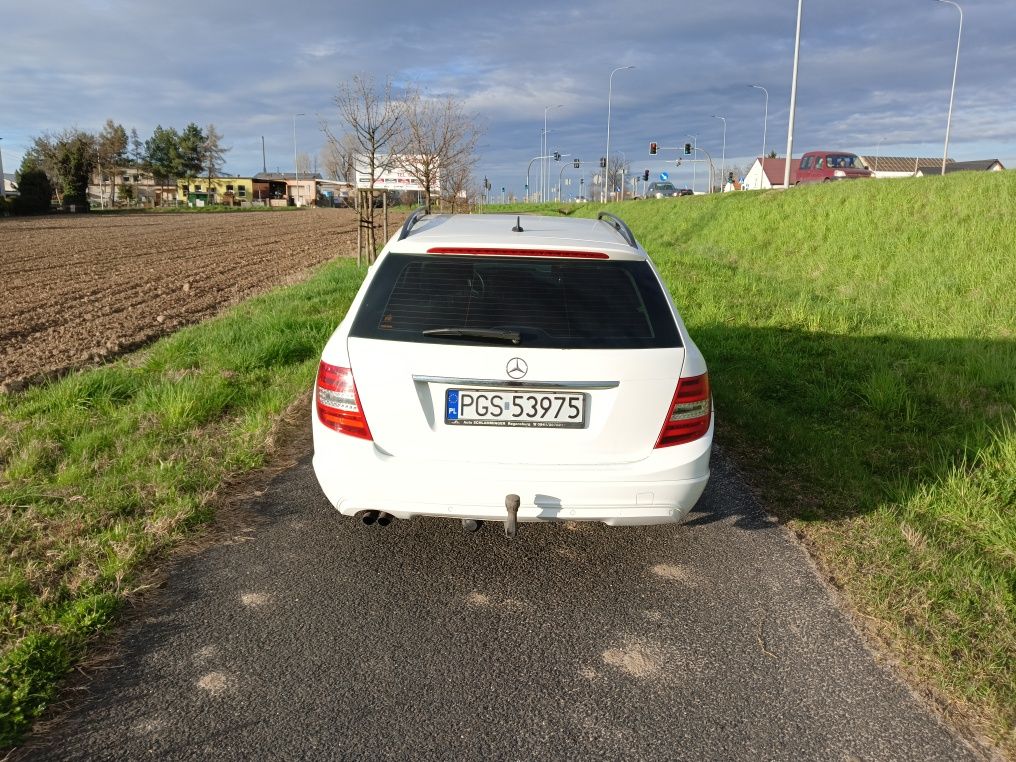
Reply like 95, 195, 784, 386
655, 373, 711, 448
316, 362, 372, 440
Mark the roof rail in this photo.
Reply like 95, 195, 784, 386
398, 206, 428, 241
596, 212, 638, 249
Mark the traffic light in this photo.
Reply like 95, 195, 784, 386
649, 142, 658, 155
573, 159, 580, 169
553, 151, 561, 161
599, 157, 607, 168
684, 143, 692, 156
643, 169, 649, 181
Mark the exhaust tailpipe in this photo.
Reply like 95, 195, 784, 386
360, 510, 380, 525
376, 512, 394, 527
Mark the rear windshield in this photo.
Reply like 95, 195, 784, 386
350, 254, 682, 349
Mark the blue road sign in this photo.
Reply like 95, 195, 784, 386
659, 171, 669, 181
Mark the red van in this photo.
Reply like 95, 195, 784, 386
796, 151, 872, 184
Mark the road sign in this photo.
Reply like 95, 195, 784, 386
660, 172, 669, 181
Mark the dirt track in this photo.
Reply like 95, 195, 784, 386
0, 209, 390, 391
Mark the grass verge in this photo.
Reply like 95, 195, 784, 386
0, 258, 364, 747
491, 174, 1016, 753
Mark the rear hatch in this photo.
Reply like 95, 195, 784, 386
347, 252, 684, 466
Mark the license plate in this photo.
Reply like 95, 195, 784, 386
445, 389, 586, 428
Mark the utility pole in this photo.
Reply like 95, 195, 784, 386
543, 104, 562, 202
750, 84, 769, 189
261, 136, 267, 174
936, 0, 963, 175
712, 116, 727, 191
0, 138, 6, 199
784, 0, 804, 189
293, 113, 304, 205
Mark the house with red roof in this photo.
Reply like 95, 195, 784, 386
742, 157, 801, 190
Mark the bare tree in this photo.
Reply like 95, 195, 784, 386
440, 162, 475, 213
319, 132, 358, 182
330, 74, 406, 263
296, 152, 313, 177
97, 119, 128, 206
605, 156, 629, 201
398, 89, 483, 213
201, 124, 230, 191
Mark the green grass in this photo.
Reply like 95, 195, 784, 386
490, 174, 1016, 751
0, 258, 365, 747
2, 174, 1013, 751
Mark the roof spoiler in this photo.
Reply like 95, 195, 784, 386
398, 206, 428, 241
597, 212, 638, 249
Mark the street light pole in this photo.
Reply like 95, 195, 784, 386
750, 84, 769, 189
0, 138, 6, 200
712, 116, 727, 191
784, 0, 804, 189
614, 150, 627, 201
293, 112, 304, 205
605, 65, 635, 203
936, 0, 963, 175
543, 104, 562, 202
874, 137, 886, 175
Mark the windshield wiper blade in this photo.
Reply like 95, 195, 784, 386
422, 327, 522, 344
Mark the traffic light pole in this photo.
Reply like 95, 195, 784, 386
651, 144, 714, 193
526, 155, 554, 203
526, 154, 569, 204
692, 147, 716, 193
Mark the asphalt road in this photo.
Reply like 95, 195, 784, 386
21, 440, 978, 761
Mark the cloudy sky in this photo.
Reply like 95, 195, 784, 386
3, 0, 1013, 194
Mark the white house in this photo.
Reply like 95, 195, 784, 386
917, 159, 1005, 176
858, 156, 947, 178
741, 157, 801, 190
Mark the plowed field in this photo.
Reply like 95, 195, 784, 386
0, 209, 391, 391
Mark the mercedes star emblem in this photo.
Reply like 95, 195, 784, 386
506, 358, 528, 379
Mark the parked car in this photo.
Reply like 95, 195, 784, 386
312, 210, 713, 537
796, 151, 873, 184
646, 181, 691, 198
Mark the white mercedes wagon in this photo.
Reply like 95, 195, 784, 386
311, 211, 712, 537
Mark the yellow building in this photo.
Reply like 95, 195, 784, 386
177, 177, 255, 206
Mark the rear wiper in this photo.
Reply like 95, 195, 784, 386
422, 327, 521, 345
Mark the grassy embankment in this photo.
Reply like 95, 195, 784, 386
0, 260, 364, 747
1, 173, 1012, 751
491, 173, 1016, 752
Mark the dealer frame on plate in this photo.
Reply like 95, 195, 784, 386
445, 388, 587, 429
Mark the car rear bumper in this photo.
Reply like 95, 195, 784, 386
311, 416, 712, 526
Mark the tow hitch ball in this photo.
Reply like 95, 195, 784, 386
504, 494, 520, 539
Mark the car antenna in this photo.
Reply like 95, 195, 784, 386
512, 216, 524, 233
